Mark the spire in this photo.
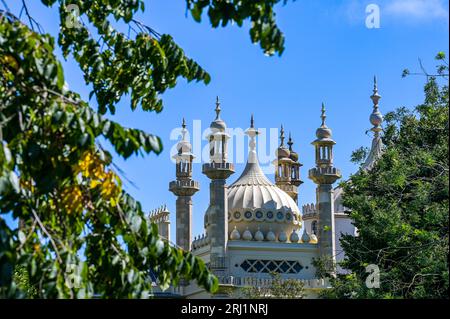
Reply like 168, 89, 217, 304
181, 118, 187, 141
363, 77, 384, 171
370, 76, 381, 107
215, 96, 221, 120
321, 103, 327, 127
245, 115, 259, 163
288, 132, 293, 151
369, 76, 383, 135
280, 125, 285, 146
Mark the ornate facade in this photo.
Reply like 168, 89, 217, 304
157, 79, 384, 298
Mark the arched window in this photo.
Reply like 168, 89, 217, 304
311, 221, 318, 235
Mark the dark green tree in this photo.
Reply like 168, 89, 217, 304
321, 53, 449, 299
0, 0, 293, 298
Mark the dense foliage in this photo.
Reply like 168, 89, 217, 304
0, 0, 293, 298
322, 54, 449, 299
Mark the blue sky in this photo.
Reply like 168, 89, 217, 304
3, 0, 449, 242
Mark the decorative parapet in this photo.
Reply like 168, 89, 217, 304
202, 162, 235, 180
308, 166, 341, 185
216, 276, 330, 290
169, 179, 199, 196
149, 205, 170, 240
301, 203, 318, 220
192, 233, 210, 250
149, 204, 170, 223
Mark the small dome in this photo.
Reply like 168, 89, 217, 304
266, 229, 276, 242
309, 233, 318, 244
210, 119, 226, 131
210, 96, 226, 131
316, 126, 332, 139
254, 228, 264, 241
276, 146, 290, 159
177, 140, 192, 154
278, 231, 287, 242
290, 150, 299, 162
290, 229, 300, 243
242, 227, 253, 241
230, 226, 240, 240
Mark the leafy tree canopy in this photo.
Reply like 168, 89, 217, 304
321, 54, 449, 299
0, 0, 293, 298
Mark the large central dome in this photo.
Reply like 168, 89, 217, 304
227, 120, 301, 242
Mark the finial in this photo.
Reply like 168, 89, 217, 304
371, 76, 381, 107
321, 103, 326, 126
215, 96, 221, 120
245, 115, 259, 162
280, 125, 285, 146
181, 118, 187, 141
369, 77, 383, 135
287, 132, 293, 151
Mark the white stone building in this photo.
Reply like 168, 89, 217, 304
150, 79, 384, 298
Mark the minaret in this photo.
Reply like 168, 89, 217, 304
287, 132, 303, 203
362, 76, 384, 170
308, 104, 341, 263
274, 125, 296, 199
169, 118, 199, 251
202, 97, 234, 271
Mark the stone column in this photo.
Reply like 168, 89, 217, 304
208, 179, 228, 259
176, 196, 193, 251
317, 184, 336, 260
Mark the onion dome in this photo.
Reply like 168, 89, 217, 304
278, 231, 288, 242
254, 228, 264, 241
301, 230, 311, 243
230, 226, 241, 240
315, 103, 333, 140
210, 96, 226, 131
290, 229, 300, 243
276, 125, 290, 159
242, 227, 253, 241
228, 116, 302, 238
266, 229, 276, 242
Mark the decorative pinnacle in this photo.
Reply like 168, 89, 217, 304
181, 118, 187, 141
369, 76, 384, 135
288, 132, 293, 151
245, 115, 258, 163
371, 76, 381, 107
321, 103, 327, 126
280, 125, 285, 146
215, 96, 221, 120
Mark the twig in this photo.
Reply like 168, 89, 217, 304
1, 0, 10, 12
17, 219, 37, 251
30, 207, 62, 264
